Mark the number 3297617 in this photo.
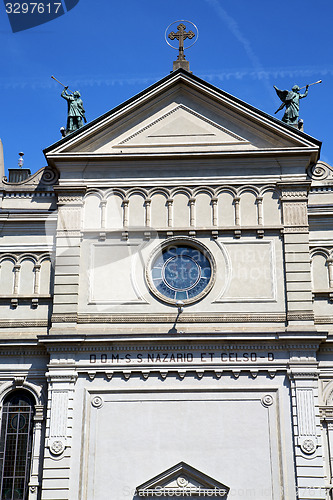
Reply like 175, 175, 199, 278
6, 3, 62, 14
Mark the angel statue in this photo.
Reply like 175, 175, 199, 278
274, 84, 309, 126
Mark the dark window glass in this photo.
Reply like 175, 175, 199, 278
0, 392, 34, 500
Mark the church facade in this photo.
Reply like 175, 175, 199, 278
0, 68, 333, 500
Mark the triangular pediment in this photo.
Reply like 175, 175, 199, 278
136, 462, 229, 497
44, 69, 320, 165
115, 104, 248, 149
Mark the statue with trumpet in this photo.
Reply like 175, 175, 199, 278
274, 80, 322, 127
51, 75, 87, 136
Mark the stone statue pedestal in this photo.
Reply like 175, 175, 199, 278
172, 59, 191, 73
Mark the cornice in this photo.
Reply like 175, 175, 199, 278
51, 312, 287, 324
0, 319, 49, 328
43, 69, 320, 157
0, 347, 47, 357
38, 334, 323, 351
46, 148, 319, 163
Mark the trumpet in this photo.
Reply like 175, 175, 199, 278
299, 80, 322, 90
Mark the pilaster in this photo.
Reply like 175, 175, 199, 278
51, 188, 85, 326
28, 405, 45, 500
41, 367, 77, 500
280, 183, 314, 326
288, 361, 326, 499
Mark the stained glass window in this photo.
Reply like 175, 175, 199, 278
0, 391, 34, 500
148, 241, 215, 304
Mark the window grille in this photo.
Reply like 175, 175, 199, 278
0, 391, 34, 500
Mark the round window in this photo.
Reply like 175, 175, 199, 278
146, 238, 215, 304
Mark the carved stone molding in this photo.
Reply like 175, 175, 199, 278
55, 187, 86, 206
56, 230, 81, 237
319, 406, 333, 419
288, 372, 319, 380
0, 319, 49, 328
307, 161, 333, 181
57, 206, 82, 231
282, 201, 308, 226
287, 312, 314, 322
295, 388, 318, 455
80, 368, 283, 381
54, 312, 287, 324
14, 376, 25, 386
40, 167, 59, 185
46, 372, 78, 384
41, 341, 320, 354
315, 316, 333, 324
283, 226, 308, 233
0, 348, 45, 358
34, 405, 45, 422
280, 186, 309, 201
51, 314, 78, 323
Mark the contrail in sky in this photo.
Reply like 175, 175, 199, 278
204, 0, 274, 97
0, 67, 331, 90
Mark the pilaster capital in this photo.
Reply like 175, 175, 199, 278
287, 369, 319, 382
34, 404, 45, 422
54, 187, 86, 206
278, 182, 310, 202
46, 369, 78, 385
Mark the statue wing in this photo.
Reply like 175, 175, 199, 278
274, 86, 289, 103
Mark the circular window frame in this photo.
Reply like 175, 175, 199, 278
146, 236, 216, 305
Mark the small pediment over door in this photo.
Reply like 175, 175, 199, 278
135, 462, 229, 498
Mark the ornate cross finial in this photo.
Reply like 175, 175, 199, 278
165, 21, 198, 73
168, 23, 195, 62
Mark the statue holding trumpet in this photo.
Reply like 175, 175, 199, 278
51, 75, 87, 135
274, 80, 322, 127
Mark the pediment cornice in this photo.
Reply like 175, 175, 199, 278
136, 462, 229, 497
44, 69, 321, 164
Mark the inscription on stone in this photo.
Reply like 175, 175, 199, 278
89, 351, 275, 364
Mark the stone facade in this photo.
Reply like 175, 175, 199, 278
0, 68, 333, 499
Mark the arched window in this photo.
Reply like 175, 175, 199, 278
0, 391, 35, 500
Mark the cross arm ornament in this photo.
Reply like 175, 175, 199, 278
168, 23, 195, 61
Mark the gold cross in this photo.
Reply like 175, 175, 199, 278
168, 23, 195, 61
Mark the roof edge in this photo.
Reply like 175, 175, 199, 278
43, 68, 322, 156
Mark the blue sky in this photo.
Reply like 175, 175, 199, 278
0, 0, 332, 175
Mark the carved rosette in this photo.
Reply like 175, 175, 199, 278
299, 436, 317, 455
49, 438, 66, 456
261, 394, 274, 407
91, 395, 103, 408
177, 476, 189, 487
